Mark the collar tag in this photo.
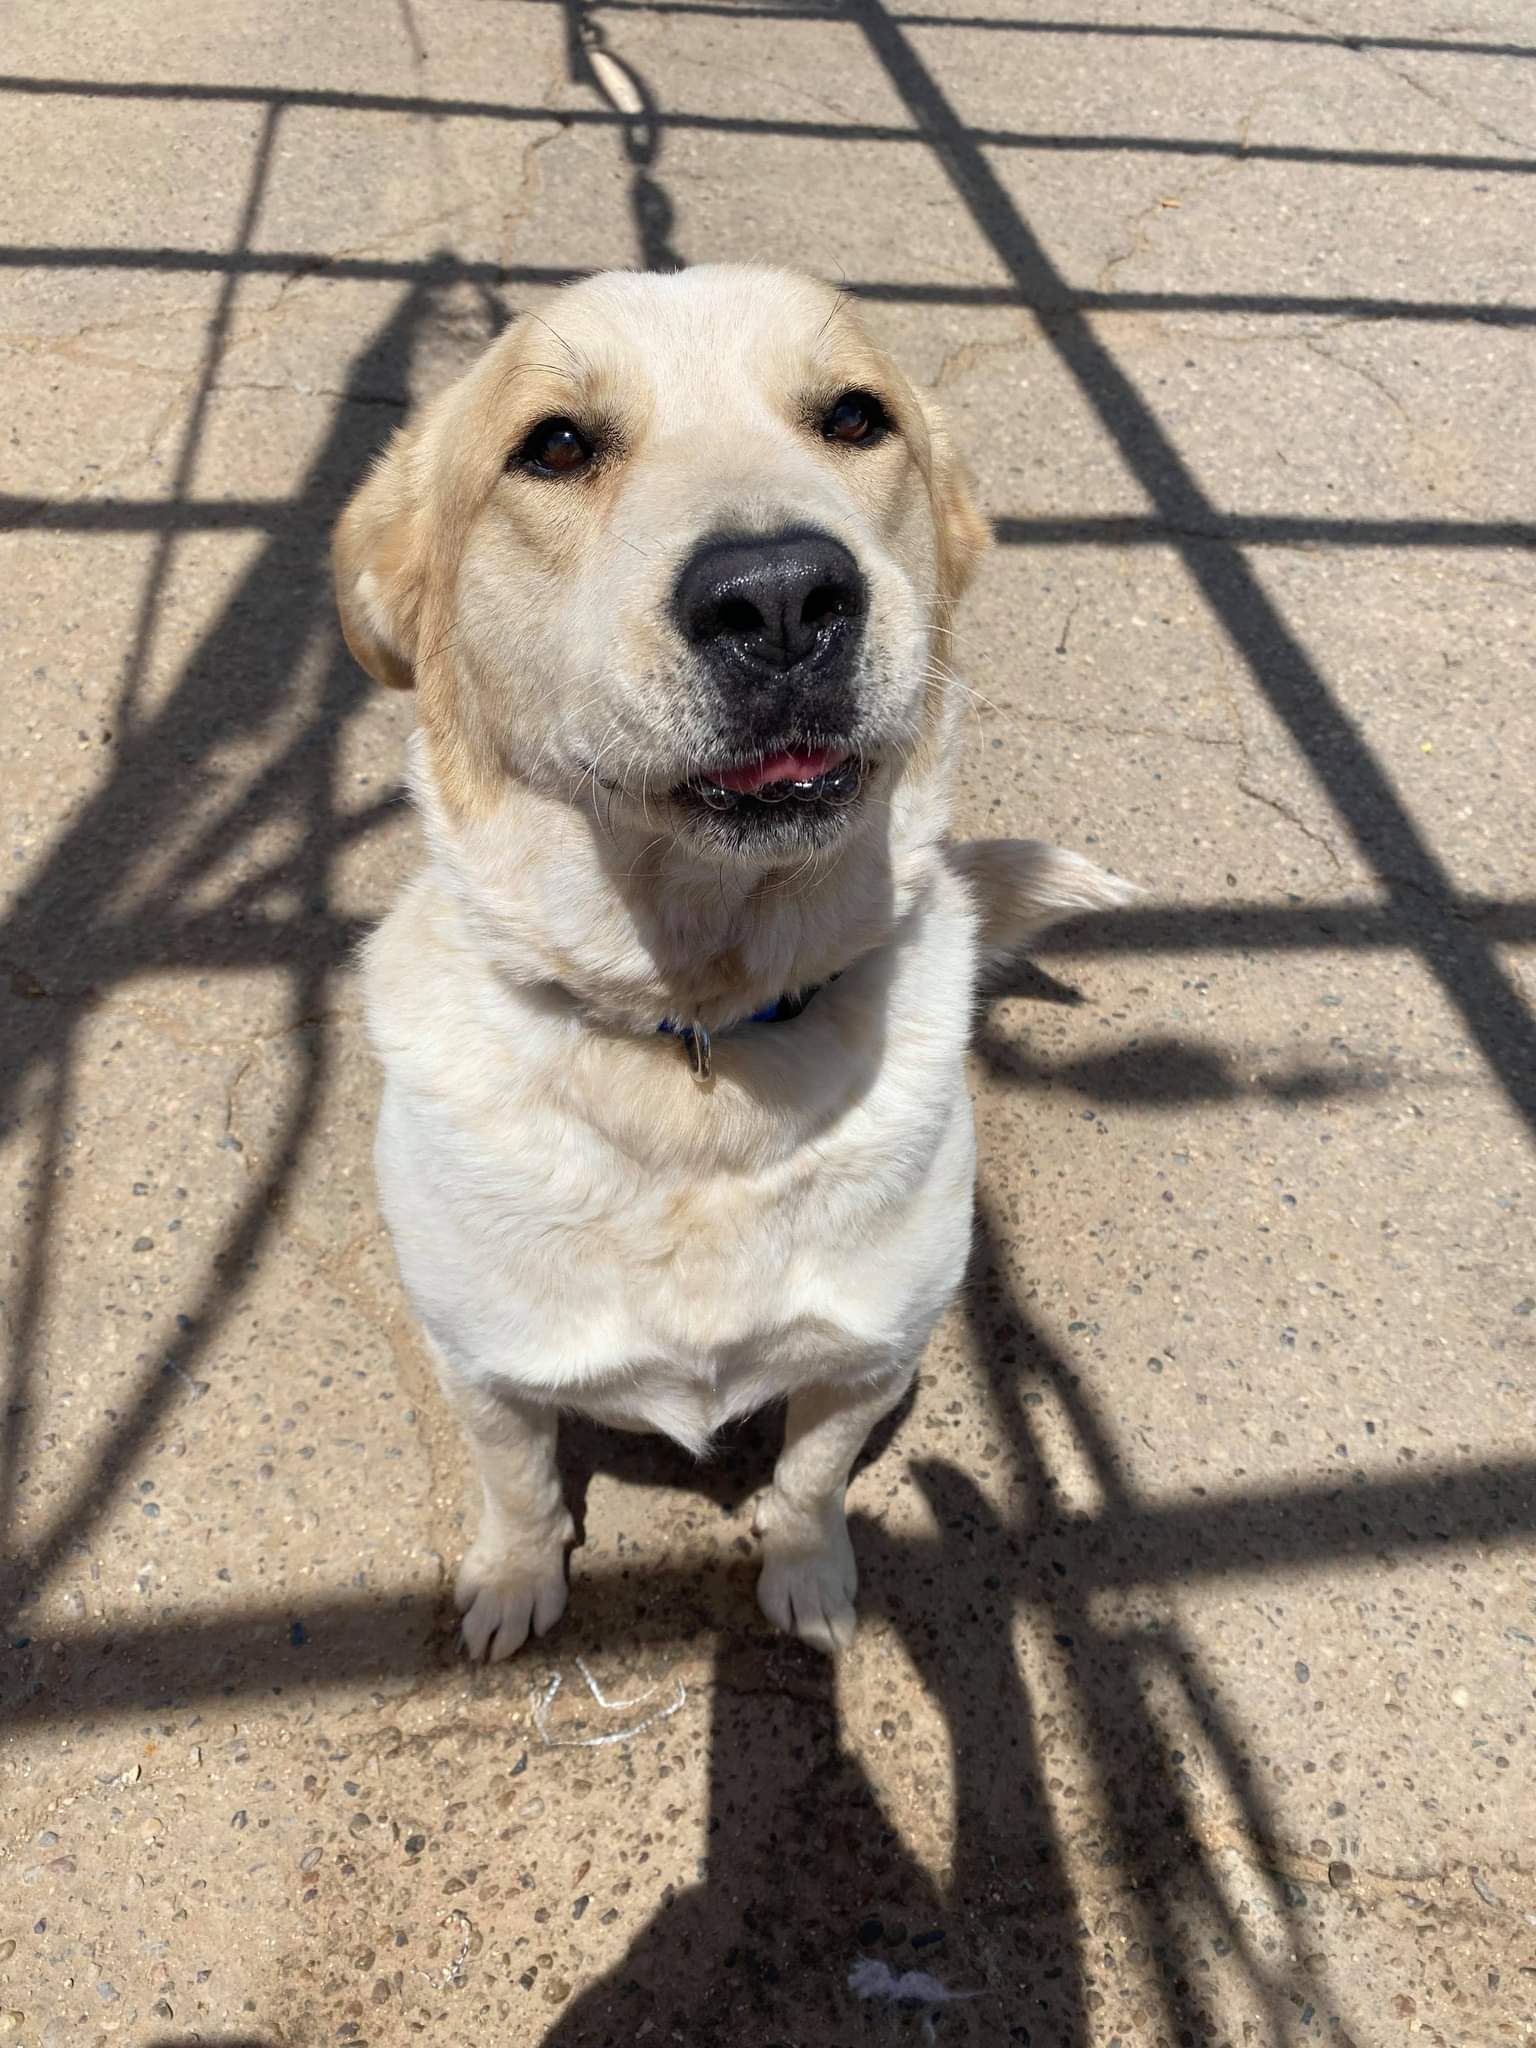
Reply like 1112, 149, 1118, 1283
680, 1021, 712, 1083
657, 977, 832, 1083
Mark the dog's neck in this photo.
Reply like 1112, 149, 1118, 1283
413, 750, 950, 1036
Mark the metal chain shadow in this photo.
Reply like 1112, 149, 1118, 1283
563, 0, 685, 269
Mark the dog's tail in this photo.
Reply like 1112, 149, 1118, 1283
947, 838, 1138, 975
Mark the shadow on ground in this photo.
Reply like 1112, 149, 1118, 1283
4, 250, 1533, 2031
534, 1206, 1351, 2046
4, 6, 1536, 2041
0, 268, 498, 1616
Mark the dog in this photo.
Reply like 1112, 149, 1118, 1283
333, 265, 1130, 1659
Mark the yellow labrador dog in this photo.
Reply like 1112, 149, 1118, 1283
334, 266, 1128, 1659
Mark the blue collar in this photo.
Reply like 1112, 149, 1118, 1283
657, 982, 824, 1082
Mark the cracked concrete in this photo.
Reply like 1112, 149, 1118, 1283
2, 0, 1535, 2042
1255, 0, 1536, 154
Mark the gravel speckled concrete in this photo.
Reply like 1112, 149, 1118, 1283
3, 1, 1533, 2042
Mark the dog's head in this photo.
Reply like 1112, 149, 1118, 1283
335, 266, 987, 863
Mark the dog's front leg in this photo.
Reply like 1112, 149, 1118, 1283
754, 1364, 913, 1654
436, 1364, 574, 1661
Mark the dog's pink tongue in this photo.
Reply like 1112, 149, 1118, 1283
711, 746, 844, 796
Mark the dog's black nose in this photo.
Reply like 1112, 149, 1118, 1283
675, 530, 866, 681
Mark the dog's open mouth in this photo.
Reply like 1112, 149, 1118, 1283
676, 745, 868, 820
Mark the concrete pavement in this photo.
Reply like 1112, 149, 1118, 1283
2, 0, 1534, 2041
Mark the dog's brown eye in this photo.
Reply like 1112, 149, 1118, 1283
822, 391, 890, 446
516, 417, 595, 475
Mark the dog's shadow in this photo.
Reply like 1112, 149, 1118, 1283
539, 1451, 1081, 2048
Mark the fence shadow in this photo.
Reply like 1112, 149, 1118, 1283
2, 5, 1533, 2044
0, 269, 489, 1617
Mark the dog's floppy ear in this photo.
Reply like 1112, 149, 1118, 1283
920, 396, 990, 609
333, 425, 427, 690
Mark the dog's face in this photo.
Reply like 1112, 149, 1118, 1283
335, 266, 987, 861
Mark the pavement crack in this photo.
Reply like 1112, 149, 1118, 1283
223, 1051, 258, 1160
1256, 0, 1536, 153
929, 333, 1032, 389
497, 122, 571, 268
1300, 333, 1412, 426
1294, 332, 1487, 521
3, 957, 100, 1004
1, 334, 184, 381
253, 189, 527, 324
1196, 1822, 1536, 1919
1234, 766, 1346, 872
657, 48, 866, 126
210, 376, 408, 408
1093, 92, 1275, 293
1361, 41, 1536, 154
1003, 709, 1239, 750
2, 357, 199, 525
2, 977, 341, 1053
1204, 640, 1350, 874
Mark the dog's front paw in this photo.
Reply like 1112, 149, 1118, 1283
455, 1537, 569, 1661
755, 1498, 859, 1654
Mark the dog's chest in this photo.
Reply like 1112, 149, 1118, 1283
505, 1162, 963, 1447
379, 1060, 974, 1441
487, 1140, 919, 1351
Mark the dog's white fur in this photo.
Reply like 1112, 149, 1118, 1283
335, 267, 1130, 1658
